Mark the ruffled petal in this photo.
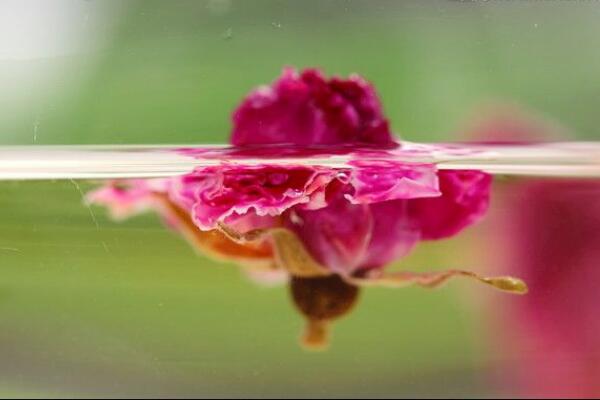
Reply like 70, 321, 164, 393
231, 68, 394, 146
181, 165, 338, 230
408, 170, 492, 240
88, 182, 275, 269
346, 160, 440, 204
181, 160, 444, 233
85, 179, 168, 220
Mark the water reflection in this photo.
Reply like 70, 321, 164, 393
469, 107, 600, 398
499, 180, 600, 397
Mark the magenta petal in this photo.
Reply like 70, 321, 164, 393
231, 68, 394, 146
169, 173, 211, 213
284, 192, 374, 274
182, 165, 338, 230
86, 179, 169, 220
281, 169, 491, 273
360, 200, 421, 270
408, 170, 492, 240
285, 194, 422, 274
346, 160, 441, 204
180, 161, 446, 233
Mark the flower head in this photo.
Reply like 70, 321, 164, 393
89, 68, 522, 350
231, 68, 393, 147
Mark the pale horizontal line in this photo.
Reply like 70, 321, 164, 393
1, 141, 600, 180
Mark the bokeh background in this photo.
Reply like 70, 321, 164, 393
1, 0, 600, 397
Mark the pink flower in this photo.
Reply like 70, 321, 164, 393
231, 68, 393, 146
224, 69, 494, 275
89, 68, 521, 350
284, 170, 491, 275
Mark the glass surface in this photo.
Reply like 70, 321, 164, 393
2, 1, 600, 398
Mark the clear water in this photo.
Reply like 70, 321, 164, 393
1, 143, 600, 397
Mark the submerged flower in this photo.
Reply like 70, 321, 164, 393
284, 169, 492, 275
89, 68, 525, 349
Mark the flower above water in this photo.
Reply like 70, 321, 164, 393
231, 68, 393, 146
88, 68, 525, 349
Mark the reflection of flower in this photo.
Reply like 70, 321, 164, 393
469, 106, 600, 397
504, 181, 600, 398
89, 68, 525, 349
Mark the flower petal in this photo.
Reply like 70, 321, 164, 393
86, 179, 167, 220
359, 200, 422, 270
182, 165, 337, 230
88, 183, 275, 267
231, 67, 394, 146
346, 160, 441, 204
284, 192, 374, 274
408, 170, 492, 240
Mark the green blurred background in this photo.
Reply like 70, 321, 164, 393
1, 0, 600, 397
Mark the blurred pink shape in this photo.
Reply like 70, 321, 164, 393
469, 105, 600, 398
506, 180, 600, 398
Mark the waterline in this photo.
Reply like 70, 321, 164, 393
1, 142, 600, 180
